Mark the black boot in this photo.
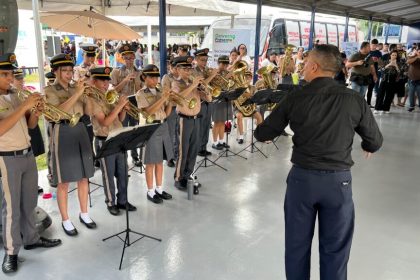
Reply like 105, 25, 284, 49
2, 254, 18, 274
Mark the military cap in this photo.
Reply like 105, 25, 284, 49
142, 64, 160, 77
218, 55, 230, 64
13, 68, 25, 79
50, 53, 74, 68
194, 48, 209, 57
45, 71, 56, 82
90, 67, 113, 80
118, 44, 135, 56
81, 44, 98, 57
0, 53, 18, 70
172, 56, 194, 68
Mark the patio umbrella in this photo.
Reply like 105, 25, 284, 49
39, 10, 141, 40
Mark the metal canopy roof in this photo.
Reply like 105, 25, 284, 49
226, 0, 420, 25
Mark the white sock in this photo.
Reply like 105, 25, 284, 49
213, 140, 218, 145
156, 186, 163, 194
80, 213, 93, 223
62, 219, 75, 231
239, 135, 244, 140
148, 188, 155, 197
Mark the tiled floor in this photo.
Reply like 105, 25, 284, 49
2, 106, 420, 279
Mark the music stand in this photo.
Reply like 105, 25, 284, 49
97, 124, 162, 270
216, 88, 248, 161
239, 89, 288, 157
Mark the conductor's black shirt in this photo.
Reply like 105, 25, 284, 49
255, 77, 383, 171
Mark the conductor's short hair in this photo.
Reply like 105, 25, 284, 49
310, 44, 342, 74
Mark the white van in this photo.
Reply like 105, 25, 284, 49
201, 13, 358, 64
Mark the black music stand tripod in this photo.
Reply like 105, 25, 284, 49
216, 88, 248, 161
239, 89, 288, 157
97, 124, 162, 270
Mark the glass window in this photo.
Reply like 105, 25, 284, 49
315, 23, 327, 44
268, 23, 287, 53
300, 21, 311, 49
327, 24, 338, 46
285, 20, 301, 47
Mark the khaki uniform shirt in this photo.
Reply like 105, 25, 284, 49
45, 83, 88, 117
73, 63, 96, 81
89, 94, 123, 137
192, 66, 209, 79
0, 90, 31, 151
161, 73, 177, 107
349, 52, 374, 76
110, 65, 142, 97
136, 87, 167, 121
172, 78, 202, 116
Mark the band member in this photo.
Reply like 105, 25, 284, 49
0, 53, 61, 274
45, 53, 96, 236
211, 55, 232, 150
255, 64, 279, 120
88, 67, 137, 215
161, 58, 178, 167
278, 47, 296, 84
12, 69, 45, 192
193, 48, 218, 157
172, 56, 211, 190
137, 64, 174, 204
227, 48, 239, 71
73, 44, 98, 81
111, 44, 142, 167
235, 71, 263, 144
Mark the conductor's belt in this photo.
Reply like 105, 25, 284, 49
95, 136, 107, 141
0, 147, 32, 157
178, 113, 202, 119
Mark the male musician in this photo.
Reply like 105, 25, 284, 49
0, 53, 61, 274
73, 44, 98, 81
172, 56, 211, 191
211, 55, 232, 150
255, 44, 383, 280
193, 48, 218, 157
89, 67, 137, 215
111, 44, 143, 167
235, 71, 263, 144
161, 58, 179, 167
278, 48, 296, 84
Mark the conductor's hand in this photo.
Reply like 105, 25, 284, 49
363, 151, 372, 159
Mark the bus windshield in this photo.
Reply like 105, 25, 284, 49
201, 18, 271, 57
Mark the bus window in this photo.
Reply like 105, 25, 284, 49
348, 26, 357, 42
315, 23, 327, 44
268, 23, 287, 53
338, 24, 345, 47
300, 21, 311, 49
285, 20, 301, 47
327, 24, 338, 46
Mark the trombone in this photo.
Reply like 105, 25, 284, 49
125, 94, 155, 124
83, 85, 119, 105
17, 89, 81, 127
158, 83, 197, 109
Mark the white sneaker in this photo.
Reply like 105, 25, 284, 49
384, 111, 391, 114
373, 110, 380, 114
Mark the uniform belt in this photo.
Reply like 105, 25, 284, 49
178, 113, 202, 119
0, 147, 32, 157
152, 119, 165, 124
201, 101, 209, 105
293, 164, 349, 173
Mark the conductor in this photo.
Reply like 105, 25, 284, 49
255, 44, 383, 280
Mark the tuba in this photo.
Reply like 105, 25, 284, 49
231, 61, 256, 117
17, 89, 81, 127
257, 64, 278, 110
280, 44, 295, 77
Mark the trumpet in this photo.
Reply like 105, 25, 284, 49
169, 92, 197, 109
83, 85, 119, 105
125, 95, 155, 124
17, 89, 81, 127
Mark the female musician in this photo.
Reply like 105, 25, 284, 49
136, 64, 174, 204
211, 55, 233, 149
45, 53, 96, 236
88, 67, 137, 215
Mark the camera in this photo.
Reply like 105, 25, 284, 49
363, 53, 372, 67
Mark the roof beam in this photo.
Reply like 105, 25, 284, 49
379, 4, 420, 14
353, 0, 400, 9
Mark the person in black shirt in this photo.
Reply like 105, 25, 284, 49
255, 44, 383, 280
366, 39, 383, 106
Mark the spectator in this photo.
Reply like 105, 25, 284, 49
346, 41, 378, 97
382, 43, 390, 55
366, 38, 383, 106
334, 52, 348, 85
407, 48, 420, 112
261, 50, 278, 68
135, 44, 144, 69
